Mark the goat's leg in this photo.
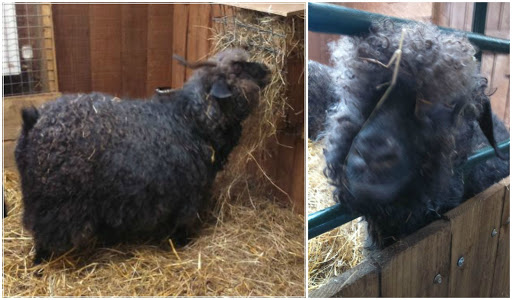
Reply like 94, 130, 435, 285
33, 245, 52, 265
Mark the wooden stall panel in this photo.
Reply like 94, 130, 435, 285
146, 5, 174, 97
89, 4, 122, 96
309, 262, 380, 298
432, 2, 474, 30
446, 181, 506, 297
52, 4, 92, 93
275, 54, 305, 213
40, 4, 59, 93
379, 220, 451, 297
185, 4, 211, 79
120, 5, 148, 99
3, 93, 62, 170
171, 4, 189, 88
491, 178, 510, 297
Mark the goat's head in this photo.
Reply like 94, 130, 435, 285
327, 21, 504, 213
341, 84, 468, 209
176, 48, 270, 122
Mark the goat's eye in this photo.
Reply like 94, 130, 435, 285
232, 63, 243, 74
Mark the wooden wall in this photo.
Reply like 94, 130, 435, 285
52, 4, 220, 98
311, 178, 510, 297
308, 2, 510, 127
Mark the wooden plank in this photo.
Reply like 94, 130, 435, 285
121, 4, 148, 98
226, 3, 304, 17
379, 220, 451, 297
480, 51, 496, 98
449, 2, 468, 30
274, 134, 300, 210
285, 54, 304, 213
4, 140, 17, 171
489, 54, 510, 122
185, 4, 212, 79
171, 4, 188, 88
499, 2, 510, 34
3, 93, 62, 141
491, 178, 510, 297
89, 4, 122, 95
446, 181, 506, 297
432, 3, 451, 27
309, 261, 380, 297
290, 137, 304, 214
307, 32, 339, 66
503, 79, 510, 131
40, 4, 59, 93
486, 2, 502, 33
52, 4, 92, 93
146, 4, 174, 97
463, 3, 474, 32
337, 2, 433, 21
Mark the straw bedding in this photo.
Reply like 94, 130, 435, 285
3, 170, 304, 296
307, 139, 365, 291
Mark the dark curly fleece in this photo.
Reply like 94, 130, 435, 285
323, 21, 509, 249
15, 49, 270, 264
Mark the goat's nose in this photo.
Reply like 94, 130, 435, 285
349, 139, 400, 172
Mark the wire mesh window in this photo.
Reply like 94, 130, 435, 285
3, 3, 57, 97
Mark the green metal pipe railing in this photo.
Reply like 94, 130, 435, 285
308, 3, 510, 54
308, 140, 510, 239
472, 2, 487, 61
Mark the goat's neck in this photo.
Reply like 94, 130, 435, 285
178, 82, 240, 147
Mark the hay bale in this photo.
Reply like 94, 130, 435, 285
307, 139, 366, 291
3, 170, 304, 296
210, 7, 304, 211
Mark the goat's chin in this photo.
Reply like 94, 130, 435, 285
347, 175, 411, 205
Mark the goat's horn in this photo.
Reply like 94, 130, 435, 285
173, 55, 217, 69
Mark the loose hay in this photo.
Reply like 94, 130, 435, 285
307, 139, 366, 291
3, 170, 304, 296
210, 7, 304, 211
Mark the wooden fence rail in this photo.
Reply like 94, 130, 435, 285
310, 177, 510, 297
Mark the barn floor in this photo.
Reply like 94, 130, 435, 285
307, 140, 366, 291
3, 171, 304, 297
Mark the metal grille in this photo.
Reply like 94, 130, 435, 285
3, 3, 57, 97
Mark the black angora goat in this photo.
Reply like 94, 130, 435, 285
15, 49, 270, 264
322, 21, 510, 249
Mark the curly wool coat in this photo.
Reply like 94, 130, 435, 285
15, 49, 270, 263
322, 21, 510, 249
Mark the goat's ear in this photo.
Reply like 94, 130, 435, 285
210, 78, 232, 99
477, 96, 507, 160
